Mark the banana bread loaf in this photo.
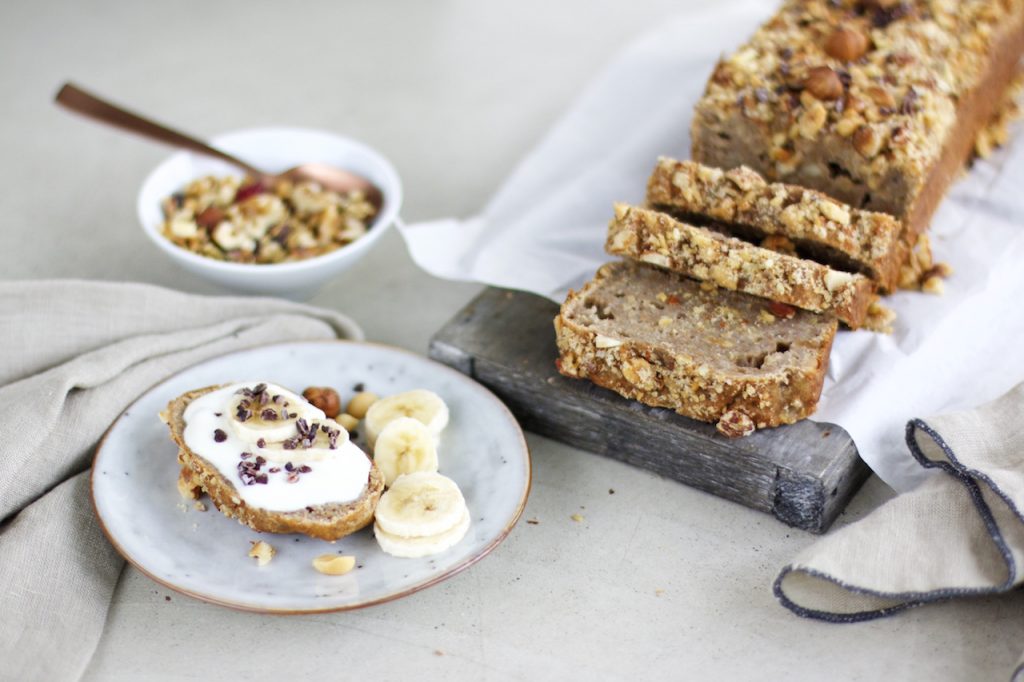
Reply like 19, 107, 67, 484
690, 0, 1024, 244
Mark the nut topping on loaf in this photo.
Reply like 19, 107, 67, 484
691, 0, 1024, 231
554, 262, 837, 432
606, 204, 876, 328
647, 158, 905, 290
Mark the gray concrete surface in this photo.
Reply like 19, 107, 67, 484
2, 1, 1022, 680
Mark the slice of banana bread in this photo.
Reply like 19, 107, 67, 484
162, 386, 385, 541
606, 204, 875, 328
646, 158, 905, 291
554, 261, 837, 435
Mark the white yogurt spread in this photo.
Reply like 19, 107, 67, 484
182, 382, 371, 512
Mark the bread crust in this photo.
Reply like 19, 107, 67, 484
554, 262, 836, 430
164, 385, 384, 541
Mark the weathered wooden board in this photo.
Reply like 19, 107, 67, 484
429, 286, 870, 534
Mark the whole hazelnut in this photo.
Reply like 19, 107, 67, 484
804, 66, 844, 101
825, 27, 869, 62
853, 125, 884, 158
302, 386, 341, 417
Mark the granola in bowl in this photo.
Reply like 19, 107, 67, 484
160, 175, 377, 264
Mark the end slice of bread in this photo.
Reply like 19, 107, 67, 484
554, 262, 837, 432
164, 386, 384, 541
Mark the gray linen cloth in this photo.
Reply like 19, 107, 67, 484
775, 381, 1024, 681
0, 280, 362, 682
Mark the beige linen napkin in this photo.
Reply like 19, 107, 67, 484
0, 280, 362, 682
775, 381, 1024, 681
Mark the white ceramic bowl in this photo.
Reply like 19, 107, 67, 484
138, 127, 402, 300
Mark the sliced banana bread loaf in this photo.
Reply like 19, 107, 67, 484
554, 261, 837, 435
606, 204, 875, 329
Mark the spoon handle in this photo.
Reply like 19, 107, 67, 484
55, 82, 264, 177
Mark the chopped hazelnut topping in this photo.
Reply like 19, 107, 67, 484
804, 66, 843, 101
825, 27, 869, 62
303, 386, 342, 417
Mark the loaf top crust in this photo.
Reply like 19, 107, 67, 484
695, 0, 1023, 188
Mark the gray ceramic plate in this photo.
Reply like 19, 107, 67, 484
91, 341, 531, 613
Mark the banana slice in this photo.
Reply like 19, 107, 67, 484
374, 508, 471, 559
364, 389, 449, 446
373, 471, 467, 539
373, 417, 439, 487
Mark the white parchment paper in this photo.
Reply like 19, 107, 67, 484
398, 0, 1024, 492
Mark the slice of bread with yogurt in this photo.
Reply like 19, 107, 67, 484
161, 382, 384, 541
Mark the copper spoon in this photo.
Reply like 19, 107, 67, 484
55, 82, 383, 210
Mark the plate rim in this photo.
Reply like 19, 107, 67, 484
90, 338, 532, 615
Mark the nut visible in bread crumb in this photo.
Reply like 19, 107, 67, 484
312, 554, 356, 575
176, 466, 202, 501
248, 540, 276, 566
716, 410, 756, 438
